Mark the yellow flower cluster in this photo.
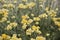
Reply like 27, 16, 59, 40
48, 10, 57, 17
27, 2, 36, 8
45, 7, 57, 17
5, 22, 18, 30
3, 4, 15, 8
8, 4, 15, 8
2, 34, 7, 39
36, 36, 46, 40
26, 28, 34, 35
32, 25, 41, 34
22, 0, 27, 2
31, 36, 46, 40
32, 25, 39, 31
21, 14, 42, 35
18, 2, 36, 9
39, 13, 47, 18
52, 18, 60, 27
21, 15, 29, 24
0, 34, 22, 40
21, 13, 48, 25
0, 34, 46, 40
0, 9, 9, 22
18, 4, 27, 9
33, 17, 40, 21
26, 25, 41, 35
10, 34, 22, 40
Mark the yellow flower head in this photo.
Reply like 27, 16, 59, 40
3, 4, 8, 8
8, 4, 15, 8
35, 22, 39, 25
27, 2, 36, 8
48, 10, 57, 17
22, 15, 29, 19
27, 19, 33, 24
36, 36, 46, 40
5, 22, 18, 30
14, 0, 17, 3
31, 38, 35, 40
26, 28, 33, 35
2, 34, 7, 39
33, 17, 40, 21
11, 16, 16, 19
18, 4, 27, 9
39, 13, 47, 18
7, 21, 10, 23
0, 9, 8, 22
10, 22, 18, 27
45, 7, 49, 11
32, 25, 40, 31
21, 19, 28, 24
22, 0, 27, 2
31, 14, 34, 17
22, 24, 27, 29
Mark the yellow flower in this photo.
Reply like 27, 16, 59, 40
6, 35, 11, 39
39, 13, 47, 18
10, 22, 18, 27
39, 5, 43, 7
6, 25, 12, 30
22, 0, 27, 2
11, 16, 16, 19
46, 33, 50, 36
35, 22, 39, 25
0, 17, 7, 22
33, 17, 40, 21
18, 4, 27, 9
52, 18, 60, 27
55, 21, 60, 27
2, 34, 7, 39
31, 14, 34, 17
8, 4, 15, 8
27, 2, 36, 8
52, 18, 59, 21
48, 10, 56, 17
7, 21, 10, 23
2, 4, 8, 8
56, 8, 58, 11
12, 34, 17, 38
26, 28, 34, 35
32, 25, 37, 31
36, 36, 46, 40
58, 28, 60, 31
31, 38, 35, 40
10, 34, 22, 40
22, 24, 27, 29
32, 25, 40, 31
18, 38, 22, 40
36, 30, 41, 34
2, 9, 9, 15
0, 9, 8, 22
5, 22, 18, 30
22, 15, 29, 19
0, 36, 3, 40
45, 7, 49, 11
21, 19, 28, 24
27, 19, 33, 24
14, 1, 17, 3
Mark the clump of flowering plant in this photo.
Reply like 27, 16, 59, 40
0, 0, 60, 40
